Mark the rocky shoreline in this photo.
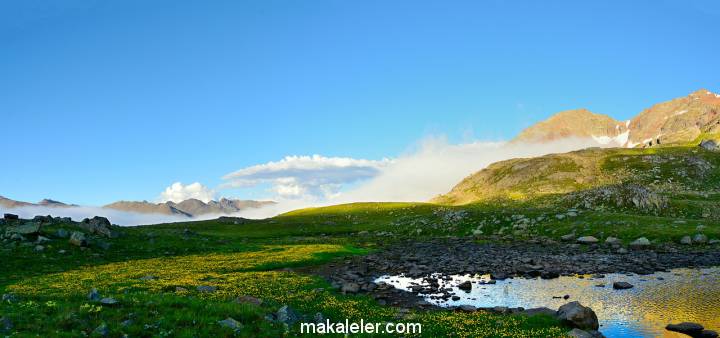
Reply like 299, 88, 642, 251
313, 238, 720, 309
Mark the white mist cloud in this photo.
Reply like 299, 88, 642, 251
159, 182, 215, 203
222, 155, 391, 199
1, 136, 610, 226
219, 136, 606, 210
332, 136, 602, 203
0, 205, 191, 227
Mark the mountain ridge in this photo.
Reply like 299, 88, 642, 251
0, 195, 275, 217
512, 88, 720, 147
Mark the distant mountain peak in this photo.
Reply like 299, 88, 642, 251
105, 198, 275, 217
512, 88, 720, 147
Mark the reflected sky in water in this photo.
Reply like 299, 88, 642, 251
376, 267, 720, 337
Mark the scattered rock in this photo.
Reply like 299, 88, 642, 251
276, 305, 301, 325
457, 305, 477, 312
681, 236, 693, 245
1, 293, 18, 303
0, 316, 12, 331
613, 282, 634, 290
557, 301, 599, 330
700, 139, 719, 151
100, 297, 119, 306
55, 229, 69, 238
139, 275, 156, 281
93, 323, 109, 336
568, 328, 605, 338
69, 231, 87, 247
629, 237, 651, 248
218, 317, 243, 331
34, 245, 45, 252
458, 281, 472, 292
666, 322, 704, 336
561, 234, 576, 241
341, 282, 360, 294
604, 237, 621, 245
88, 288, 101, 301
577, 236, 599, 244
693, 234, 708, 244
235, 295, 262, 306
196, 285, 217, 293
79, 216, 115, 238
3, 213, 18, 220
7, 222, 41, 235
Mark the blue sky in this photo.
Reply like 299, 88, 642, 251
2, 0, 719, 205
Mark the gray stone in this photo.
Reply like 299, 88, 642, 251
88, 288, 101, 301
276, 305, 300, 325
341, 282, 360, 294
7, 222, 41, 235
218, 317, 243, 331
680, 236, 692, 245
34, 245, 45, 252
577, 236, 599, 244
0, 316, 12, 331
604, 237, 621, 245
666, 322, 704, 336
613, 282, 634, 290
69, 231, 87, 247
629, 237, 650, 248
196, 285, 217, 293
55, 229, 69, 238
235, 295, 262, 306
458, 305, 477, 312
567, 328, 594, 338
561, 234, 575, 241
100, 297, 119, 306
693, 233, 708, 244
79, 216, 115, 238
557, 301, 599, 330
700, 139, 719, 151
93, 323, 109, 336
2, 293, 19, 303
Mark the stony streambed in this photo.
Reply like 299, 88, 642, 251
315, 239, 720, 337
376, 268, 720, 337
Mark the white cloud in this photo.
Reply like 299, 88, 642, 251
333, 136, 602, 203
159, 182, 215, 203
218, 136, 606, 210
222, 155, 391, 199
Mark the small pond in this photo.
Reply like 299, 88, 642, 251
376, 267, 720, 337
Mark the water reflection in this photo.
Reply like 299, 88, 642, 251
375, 267, 720, 337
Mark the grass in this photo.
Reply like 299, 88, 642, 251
2, 145, 719, 336
1, 242, 566, 337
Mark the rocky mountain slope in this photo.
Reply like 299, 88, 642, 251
433, 145, 720, 209
513, 89, 720, 147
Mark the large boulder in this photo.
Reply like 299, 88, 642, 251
69, 231, 87, 247
557, 302, 599, 330
666, 322, 704, 336
79, 216, 116, 238
3, 213, 19, 220
700, 139, 719, 151
7, 222, 41, 235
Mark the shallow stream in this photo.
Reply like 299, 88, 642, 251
376, 267, 720, 337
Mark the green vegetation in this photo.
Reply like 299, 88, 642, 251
2, 145, 720, 336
